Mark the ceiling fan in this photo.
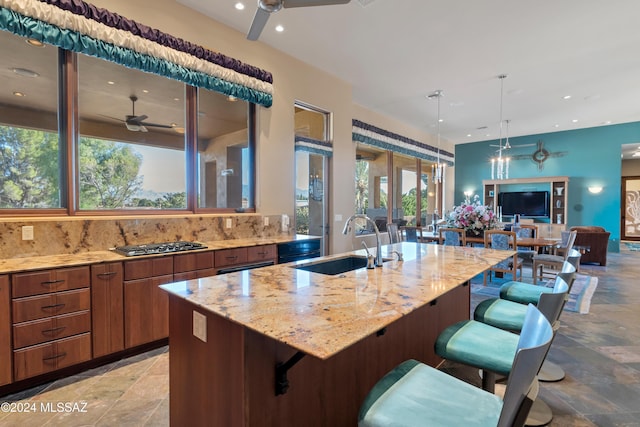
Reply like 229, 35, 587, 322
490, 120, 535, 152
247, 0, 351, 41
102, 95, 175, 132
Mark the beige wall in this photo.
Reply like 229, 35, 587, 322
43, 0, 454, 255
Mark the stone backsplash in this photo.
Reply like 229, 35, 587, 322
0, 214, 290, 259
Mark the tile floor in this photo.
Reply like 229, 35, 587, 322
0, 248, 638, 426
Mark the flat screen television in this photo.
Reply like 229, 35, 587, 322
498, 191, 549, 218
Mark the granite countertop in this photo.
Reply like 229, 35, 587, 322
160, 242, 514, 360
0, 234, 320, 274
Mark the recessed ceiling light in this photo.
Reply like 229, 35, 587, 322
142, 89, 149, 93
554, 124, 560, 128
438, 119, 443, 123
25, 38, 44, 47
13, 91, 25, 97
173, 97, 180, 101
235, 2, 245, 10
562, 95, 572, 100
602, 120, 612, 125
633, 152, 640, 158
572, 119, 579, 123
107, 81, 115, 85
275, 25, 284, 32
12, 68, 39, 78
467, 134, 472, 137
227, 95, 238, 102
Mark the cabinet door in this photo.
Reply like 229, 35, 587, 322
91, 263, 124, 357
0, 275, 11, 386
124, 274, 173, 348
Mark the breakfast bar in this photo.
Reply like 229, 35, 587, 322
161, 242, 514, 426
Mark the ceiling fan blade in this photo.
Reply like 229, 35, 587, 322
247, 7, 271, 40
283, 0, 350, 7
98, 114, 125, 123
138, 121, 174, 129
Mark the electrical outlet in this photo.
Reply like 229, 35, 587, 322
263, 217, 269, 226
22, 226, 34, 240
193, 310, 207, 342
226, 218, 232, 229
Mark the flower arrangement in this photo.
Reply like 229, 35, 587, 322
447, 195, 496, 235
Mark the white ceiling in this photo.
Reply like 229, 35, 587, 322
178, 0, 640, 157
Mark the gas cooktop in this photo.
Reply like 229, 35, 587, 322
114, 241, 207, 257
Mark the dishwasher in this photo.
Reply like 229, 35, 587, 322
277, 239, 321, 264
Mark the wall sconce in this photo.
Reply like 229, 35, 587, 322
463, 190, 473, 203
588, 186, 603, 194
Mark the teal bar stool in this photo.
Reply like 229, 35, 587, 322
500, 253, 579, 305
358, 305, 553, 427
473, 276, 569, 426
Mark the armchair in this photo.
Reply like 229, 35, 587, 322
570, 226, 610, 266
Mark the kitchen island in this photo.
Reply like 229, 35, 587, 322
161, 242, 513, 426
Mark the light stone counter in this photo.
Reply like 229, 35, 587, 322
0, 234, 319, 274
161, 242, 513, 360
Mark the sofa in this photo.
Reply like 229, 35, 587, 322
570, 226, 611, 266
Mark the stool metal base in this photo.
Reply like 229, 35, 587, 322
538, 360, 565, 382
495, 381, 553, 427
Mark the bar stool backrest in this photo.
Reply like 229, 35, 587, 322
536, 276, 570, 325
498, 304, 553, 427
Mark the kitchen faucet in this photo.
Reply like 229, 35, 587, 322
342, 214, 383, 267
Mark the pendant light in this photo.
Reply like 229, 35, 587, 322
491, 74, 510, 180
429, 90, 445, 183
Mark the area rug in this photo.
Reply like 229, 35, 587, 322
471, 273, 598, 314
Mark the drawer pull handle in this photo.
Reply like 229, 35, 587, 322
41, 279, 65, 286
42, 326, 66, 335
43, 352, 67, 362
97, 272, 117, 278
257, 251, 268, 255
226, 256, 238, 260
41, 303, 66, 311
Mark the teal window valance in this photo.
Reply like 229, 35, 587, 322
295, 135, 333, 157
0, 0, 273, 107
352, 119, 454, 166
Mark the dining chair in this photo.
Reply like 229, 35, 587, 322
514, 224, 538, 264
438, 227, 466, 246
532, 230, 577, 284
358, 305, 553, 427
483, 230, 523, 286
386, 223, 400, 244
400, 226, 421, 243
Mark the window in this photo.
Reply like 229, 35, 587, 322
0, 31, 61, 209
197, 88, 251, 209
354, 143, 387, 233
78, 53, 187, 210
0, 31, 256, 215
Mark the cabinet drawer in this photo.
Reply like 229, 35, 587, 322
247, 245, 276, 263
12, 266, 90, 298
173, 268, 216, 282
13, 288, 90, 324
174, 251, 214, 273
13, 333, 91, 381
124, 257, 174, 281
13, 310, 91, 349
214, 248, 248, 268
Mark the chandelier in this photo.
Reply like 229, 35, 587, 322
491, 74, 510, 180
429, 90, 445, 183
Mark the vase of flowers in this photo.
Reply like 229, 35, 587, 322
447, 195, 496, 236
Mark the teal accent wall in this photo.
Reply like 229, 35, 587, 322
455, 121, 640, 252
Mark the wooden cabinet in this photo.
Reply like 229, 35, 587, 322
91, 262, 124, 358
123, 257, 173, 348
11, 266, 92, 381
174, 251, 215, 281
215, 245, 277, 274
0, 275, 11, 386
483, 176, 569, 226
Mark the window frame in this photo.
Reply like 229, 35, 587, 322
0, 43, 256, 217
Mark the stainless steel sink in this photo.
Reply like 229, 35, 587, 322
292, 255, 388, 275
